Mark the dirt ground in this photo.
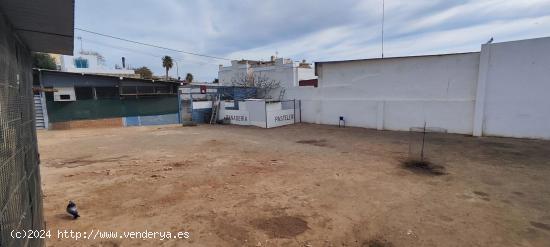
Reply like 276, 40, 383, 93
38, 124, 550, 247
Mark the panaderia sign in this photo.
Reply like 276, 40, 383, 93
223, 110, 250, 125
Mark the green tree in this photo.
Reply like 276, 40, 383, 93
161, 56, 173, 80
185, 73, 194, 83
135, 66, 153, 79
32, 53, 57, 70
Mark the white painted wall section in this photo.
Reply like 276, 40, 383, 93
476, 37, 550, 139
286, 53, 480, 134
60, 54, 135, 75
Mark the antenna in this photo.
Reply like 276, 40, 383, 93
77, 36, 83, 54
381, 0, 385, 58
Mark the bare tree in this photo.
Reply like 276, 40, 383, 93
231, 72, 281, 99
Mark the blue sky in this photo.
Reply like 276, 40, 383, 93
75, 0, 550, 81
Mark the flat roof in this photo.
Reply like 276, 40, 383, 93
0, 0, 74, 54
313, 51, 480, 76
36, 69, 181, 85
315, 51, 480, 65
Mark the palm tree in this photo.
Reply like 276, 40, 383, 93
185, 73, 194, 83
161, 56, 173, 80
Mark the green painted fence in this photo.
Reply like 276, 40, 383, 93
46, 96, 178, 122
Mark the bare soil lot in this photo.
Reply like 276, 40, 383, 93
38, 124, 550, 246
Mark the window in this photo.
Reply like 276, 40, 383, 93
120, 85, 169, 95
60, 95, 71, 100
155, 86, 170, 94
121, 86, 137, 94
299, 79, 318, 87
137, 86, 154, 94
95, 87, 119, 99
75, 87, 94, 100
74, 57, 89, 68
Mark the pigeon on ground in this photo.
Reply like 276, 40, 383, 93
66, 201, 80, 219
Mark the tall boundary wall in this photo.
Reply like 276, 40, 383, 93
473, 37, 550, 139
286, 37, 550, 140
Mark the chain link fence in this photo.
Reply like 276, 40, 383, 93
0, 18, 45, 247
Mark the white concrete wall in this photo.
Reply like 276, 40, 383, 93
286, 53, 481, 134
217, 58, 316, 99
253, 64, 296, 99
253, 64, 295, 88
53, 87, 76, 101
61, 54, 135, 75
222, 110, 250, 125
267, 109, 295, 128
246, 100, 267, 128
192, 101, 212, 109
474, 37, 550, 139
285, 37, 550, 139
297, 67, 316, 82
218, 61, 249, 86
217, 100, 295, 128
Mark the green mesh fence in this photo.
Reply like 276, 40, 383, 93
46, 96, 178, 122
1, 17, 44, 247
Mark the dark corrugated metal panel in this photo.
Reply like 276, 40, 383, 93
0, 0, 74, 54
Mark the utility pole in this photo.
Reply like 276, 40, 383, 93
381, 0, 385, 58
174, 60, 180, 80
77, 36, 83, 54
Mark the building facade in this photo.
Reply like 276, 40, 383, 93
59, 53, 137, 76
218, 57, 316, 99
34, 70, 180, 129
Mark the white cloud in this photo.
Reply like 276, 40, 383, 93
401, 0, 550, 34
75, 0, 550, 81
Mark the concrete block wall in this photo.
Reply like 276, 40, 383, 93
473, 37, 550, 139
50, 113, 180, 129
51, 118, 123, 130
286, 37, 550, 139
286, 52, 480, 135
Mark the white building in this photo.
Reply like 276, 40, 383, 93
284, 36, 550, 140
59, 53, 136, 76
218, 57, 316, 98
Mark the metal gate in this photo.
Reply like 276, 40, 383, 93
0, 24, 45, 246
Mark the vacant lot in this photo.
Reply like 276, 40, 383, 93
38, 124, 550, 246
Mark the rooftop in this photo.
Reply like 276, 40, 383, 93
35, 69, 181, 85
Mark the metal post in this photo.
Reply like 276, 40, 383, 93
421, 122, 426, 161
299, 100, 302, 123
92, 87, 97, 100
190, 93, 194, 124
381, 0, 385, 58
177, 88, 182, 124
293, 99, 296, 124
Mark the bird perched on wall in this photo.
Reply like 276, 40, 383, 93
66, 201, 80, 219
486, 37, 494, 44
